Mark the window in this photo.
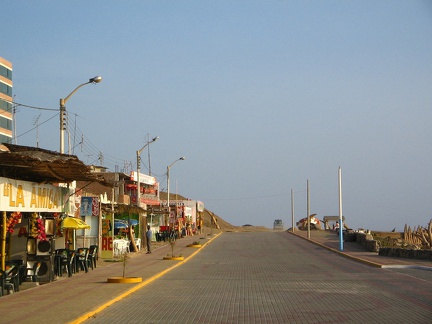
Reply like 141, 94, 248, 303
0, 82, 12, 96
0, 117, 12, 130
0, 65, 12, 80
0, 134, 12, 144
0, 99, 12, 112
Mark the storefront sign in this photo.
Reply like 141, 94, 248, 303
130, 171, 156, 185
184, 207, 192, 217
197, 201, 204, 212
0, 177, 67, 212
80, 196, 100, 216
101, 213, 114, 259
141, 198, 160, 206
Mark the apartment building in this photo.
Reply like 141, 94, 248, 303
0, 56, 13, 144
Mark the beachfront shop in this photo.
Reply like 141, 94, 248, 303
100, 204, 144, 259
61, 195, 101, 252
0, 177, 73, 286
158, 199, 204, 237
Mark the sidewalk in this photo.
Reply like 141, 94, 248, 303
0, 231, 221, 324
290, 229, 432, 269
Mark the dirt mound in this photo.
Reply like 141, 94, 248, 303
202, 209, 238, 230
201, 209, 270, 232
162, 192, 268, 232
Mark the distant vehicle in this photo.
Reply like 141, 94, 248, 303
273, 219, 284, 230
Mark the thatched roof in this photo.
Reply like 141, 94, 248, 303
0, 143, 109, 185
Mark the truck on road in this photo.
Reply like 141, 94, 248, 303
273, 219, 284, 230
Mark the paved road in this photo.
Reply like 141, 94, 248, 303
85, 232, 432, 324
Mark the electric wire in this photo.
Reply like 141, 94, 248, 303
5, 99, 170, 181
0, 98, 58, 111
15, 112, 59, 139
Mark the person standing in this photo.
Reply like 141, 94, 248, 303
146, 225, 152, 254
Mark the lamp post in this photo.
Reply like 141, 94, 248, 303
166, 157, 185, 226
136, 136, 159, 246
136, 136, 159, 208
59, 76, 102, 154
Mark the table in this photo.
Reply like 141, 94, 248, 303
113, 239, 130, 257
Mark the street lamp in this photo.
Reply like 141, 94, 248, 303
59, 76, 102, 154
136, 136, 159, 246
136, 136, 159, 208
166, 157, 185, 226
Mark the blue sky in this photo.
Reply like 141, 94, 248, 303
2, 1, 432, 231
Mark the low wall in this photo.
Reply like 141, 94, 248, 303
342, 231, 379, 252
371, 231, 403, 239
379, 247, 432, 260
355, 232, 379, 252
344, 231, 432, 259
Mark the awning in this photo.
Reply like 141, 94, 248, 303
114, 220, 128, 229
129, 219, 138, 226
62, 217, 91, 229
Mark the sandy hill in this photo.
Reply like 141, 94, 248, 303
160, 192, 268, 232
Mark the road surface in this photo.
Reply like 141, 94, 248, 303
85, 231, 432, 323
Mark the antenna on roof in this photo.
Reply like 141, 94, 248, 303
32, 113, 42, 148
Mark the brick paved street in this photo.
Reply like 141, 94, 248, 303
0, 230, 430, 323
85, 232, 432, 324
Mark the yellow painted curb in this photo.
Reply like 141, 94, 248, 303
107, 277, 143, 283
69, 231, 222, 324
187, 244, 202, 248
163, 256, 184, 261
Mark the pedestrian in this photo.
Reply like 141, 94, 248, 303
146, 225, 152, 254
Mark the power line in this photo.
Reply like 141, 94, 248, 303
2, 98, 132, 171
0, 97, 58, 111
15, 112, 59, 139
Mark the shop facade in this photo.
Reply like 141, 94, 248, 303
0, 143, 110, 285
155, 199, 204, 237
77, 170, 160, 259
0, 176, 74, 282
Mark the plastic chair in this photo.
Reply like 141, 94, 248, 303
88, 245, 98, 270
67, 251, 76, 276
0, 270, 15, 295
0, 270, 6, 296
113, 240, 120, 258
136, 238, 141, 251
76, 248, 89, 273
26, 262, 41, 282
54, 251, 62, 277
5, 266, 20, 294
55, 249, 67, 277
56, 249, 75, 277
6, 260, 25, 285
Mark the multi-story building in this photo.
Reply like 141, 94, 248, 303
0, 56, 13, 144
